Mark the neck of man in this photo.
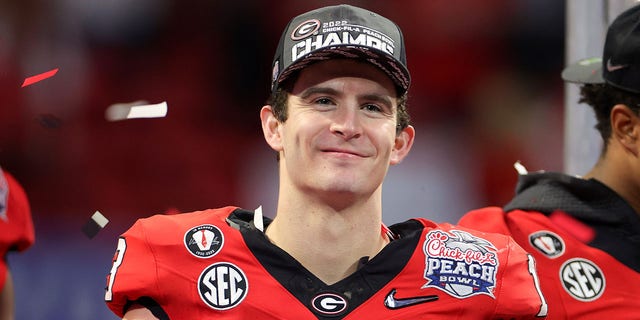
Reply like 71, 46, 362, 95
584, 147, 640, 217
265, 186, 389, 285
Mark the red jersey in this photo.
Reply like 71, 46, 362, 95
459, 172, 640, 319
105, 206, 547, 319
0, 169, 35, 289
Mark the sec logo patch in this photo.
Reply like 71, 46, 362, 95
199, 262, 248, 310
560, 258, 605, 301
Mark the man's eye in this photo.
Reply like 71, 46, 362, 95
363, 104, 382, 112
314, 97, 333, 105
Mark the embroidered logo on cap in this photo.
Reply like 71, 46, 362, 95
422, 230, 498, 299
289, 21, 396, 63
529, 231, 565, 258
184, 224, 224, 258
291, 19, 320, 40
606, 58, 629, 72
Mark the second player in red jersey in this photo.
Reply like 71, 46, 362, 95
460, 4, 640, 319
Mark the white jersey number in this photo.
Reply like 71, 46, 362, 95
105, 237, 127, 301
527, 254, 548, 317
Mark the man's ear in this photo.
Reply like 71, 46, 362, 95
611, 104, 639, 156
260, 105, 283, 152
390, 125, 415, 165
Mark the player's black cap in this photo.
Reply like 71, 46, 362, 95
270, 4, 410, 94
562, 4, 640, 93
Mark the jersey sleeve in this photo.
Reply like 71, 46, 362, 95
457, 206, 511, 235
104, 219, 161, 318
458, 209, 548, 318
494, 236, 548, 319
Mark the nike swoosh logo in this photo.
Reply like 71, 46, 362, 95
606, 59, 628, 72
384, 289, 438, 309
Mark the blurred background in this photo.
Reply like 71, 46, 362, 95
0, 0, 571, 318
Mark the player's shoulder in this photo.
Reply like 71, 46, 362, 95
410, 216, 515, 248
125, 206, 239, 237
457, 206, 513, 235
460, 206, 506, 222
459, 205, 552, 236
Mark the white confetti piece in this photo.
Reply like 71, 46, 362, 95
254, 205, 264, 232
105, 101, 168, 121
92, 210, 109, 228
82, 210, 110, 239
513, 161, 528, 175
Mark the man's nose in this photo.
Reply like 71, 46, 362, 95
329, 106, 362, 140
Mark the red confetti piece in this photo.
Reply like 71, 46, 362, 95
21, 68, 59, 87
549, 211, 595, 243
164, 207, 180, 215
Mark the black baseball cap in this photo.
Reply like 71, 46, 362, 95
562, 4, 640, 93
270, 4, 410, 94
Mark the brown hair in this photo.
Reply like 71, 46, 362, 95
579, 83, 640, 152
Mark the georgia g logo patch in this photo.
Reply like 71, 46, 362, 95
423, 230, 498, 299
311, 292, 347, 316
184, 224, 224, 258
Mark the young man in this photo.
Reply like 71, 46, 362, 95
0, 167, 35, 320
105, 5, 547, 319
459, 4, 640, 319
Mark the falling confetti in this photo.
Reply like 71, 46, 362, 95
164, 207, 181, 215
513, 161, 528, 175
254, 206, 263, 232
21, 68, 59, 87
82, 211, 109, 239
105, 101, 168, 121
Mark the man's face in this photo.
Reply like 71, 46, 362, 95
262, 59, 414, 201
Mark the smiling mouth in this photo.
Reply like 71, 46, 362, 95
322, 149, 366, 158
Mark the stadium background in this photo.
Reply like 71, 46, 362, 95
0, 0, 567, 318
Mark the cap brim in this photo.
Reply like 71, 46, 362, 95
561, 57, 604, 84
